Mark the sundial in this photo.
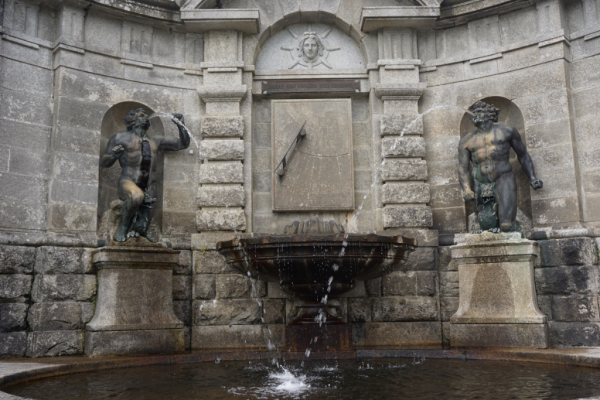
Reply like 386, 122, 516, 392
272, 99, 355, 212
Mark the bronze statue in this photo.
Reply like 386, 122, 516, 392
100, 109, 190, 242
458, 101, 543, 233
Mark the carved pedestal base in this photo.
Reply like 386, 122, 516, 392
450, 233, 548, 349
85, 243, 184, 357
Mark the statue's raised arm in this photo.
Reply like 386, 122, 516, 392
159, 113, 191, 151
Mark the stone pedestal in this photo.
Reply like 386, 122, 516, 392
85, 240, 185, 357
450, 232, 548, 348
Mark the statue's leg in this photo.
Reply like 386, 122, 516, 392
115, 180, 144, 242
131, 182, 157, 242
496, 171, 518, 232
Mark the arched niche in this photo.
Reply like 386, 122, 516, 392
97, 101, 166, 238
255, 22, 366, 71
459, 96, 532, 228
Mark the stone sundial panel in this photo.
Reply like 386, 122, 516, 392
256, 23, 365, 70
272, 99, 355, 212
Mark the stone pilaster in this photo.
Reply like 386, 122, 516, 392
375, 28, 432, 230
195, 30, 248, 233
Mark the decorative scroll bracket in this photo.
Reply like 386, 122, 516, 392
274, 120, 307, 178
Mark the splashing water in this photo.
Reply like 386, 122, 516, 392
148, 112, 200, 151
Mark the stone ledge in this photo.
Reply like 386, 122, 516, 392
85, 329, 185, 357
360, 7, 440, 32
450, 323, 548, 349
181, 9, 260, 34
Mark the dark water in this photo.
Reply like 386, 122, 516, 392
6, 358, 600, 400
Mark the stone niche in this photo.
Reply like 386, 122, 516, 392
272, 99, 355, 212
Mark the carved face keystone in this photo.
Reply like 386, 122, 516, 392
303, 38, 318, 60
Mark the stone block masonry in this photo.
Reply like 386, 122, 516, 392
0, 245, 195, 358
440, 237, 600, 348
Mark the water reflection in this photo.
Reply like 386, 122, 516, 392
7, 358, 600, 400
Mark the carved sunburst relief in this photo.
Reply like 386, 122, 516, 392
280, 24, 341, 69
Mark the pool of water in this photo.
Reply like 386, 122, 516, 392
5, 358, 600, 400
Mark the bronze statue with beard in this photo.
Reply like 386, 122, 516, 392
100, 108, 190, 242
458, 101, 543, 233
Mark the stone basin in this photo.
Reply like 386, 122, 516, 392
217, 226, 416, 325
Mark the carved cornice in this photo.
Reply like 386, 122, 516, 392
360, 7, 440, 32
375, 83, 427, 99
181, 9, 260, 34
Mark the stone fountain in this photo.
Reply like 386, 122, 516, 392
217, 218, 416, 351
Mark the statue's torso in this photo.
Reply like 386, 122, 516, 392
462, 124, 513, 183
115, 132, 160, 187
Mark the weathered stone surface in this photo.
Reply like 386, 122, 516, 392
376, 228, 439, 247
35, 247, 92, 274
0, 332, 27, 358
192, 232, 250, 251
197, 185, 245, 207
535, 265, 600, 295
194, 250, 235, 274
450, 324, 548, 348
382, 183, 430, 204
352, 322, 441, 347
272, 99, 354, 212
441, 297, 459, 322
538, 238, 598, 267
382, 160, 428, 181
380, 114, 423, 136
174, 301, 192, 325
173, 275, 192, 300
382, 136, 426, 158
372, 297, 438, 322
193, 299, 262, 325
87, 249, 183, 332
403, 247, 437, 271
440, 271, 459, 297
201, 116, 244, 137
0, 245, 35, 273
382, 271, 437, 296
537, 295, 552, 320
383, 206, 433, 228
0, 275, 32, 301
201, 140, 244, 161
27, 331, 84, 357
438, 247, 456, 271
365, 278, 381, 297
451, 252, 545, 324
85, 329, 184, 357
191, 325, 285, 349
0, 303, 28, 332
174, 250, 192, 275
196, 208, 246, 231
262, 299, 285, 324
548, 321, 600, 347
348, 298, 371, 322
199, 162, 243, 184
551, 295, 600, 322
28, 303, 86, 331
32, 274, 96, 302
216, 274, 266, 299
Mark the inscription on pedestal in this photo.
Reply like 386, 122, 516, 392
272, 99, 354, 212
